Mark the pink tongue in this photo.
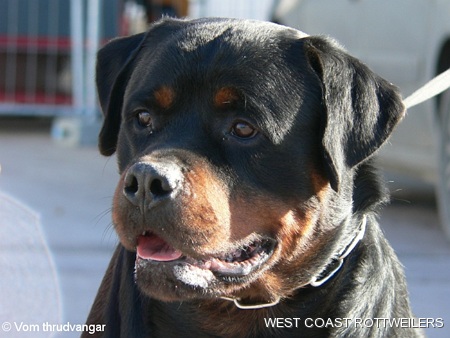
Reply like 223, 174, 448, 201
137, 234, 183, 262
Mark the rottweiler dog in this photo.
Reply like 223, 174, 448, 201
84, 18, 423, 337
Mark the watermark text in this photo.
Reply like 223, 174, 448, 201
264, 317, 444, 329
2, 321, 105, 335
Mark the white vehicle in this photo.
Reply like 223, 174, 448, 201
273, 0, 450, 238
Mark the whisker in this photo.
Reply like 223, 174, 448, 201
102, 222, 118, 243
93, 207, 113, 226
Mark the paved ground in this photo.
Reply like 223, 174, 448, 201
1, 118, 449, 337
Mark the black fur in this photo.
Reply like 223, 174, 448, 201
84, 18, 423, 337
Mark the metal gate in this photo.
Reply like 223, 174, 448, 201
0, 0, 119, 119
0, 0, 275, 119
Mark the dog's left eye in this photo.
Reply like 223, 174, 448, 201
231, 121, 257, 139
136, 111, 153, 128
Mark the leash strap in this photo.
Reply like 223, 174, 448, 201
403, 68, 450, 109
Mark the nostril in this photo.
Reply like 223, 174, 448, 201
124, 174, 139, 196
150, 178, 172, 197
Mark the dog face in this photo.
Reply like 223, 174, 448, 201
96, 18, 404, 303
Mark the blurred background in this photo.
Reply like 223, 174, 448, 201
0, 0, 449, 337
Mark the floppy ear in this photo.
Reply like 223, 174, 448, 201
96, 33, 146, 156
303, 37, 405, 191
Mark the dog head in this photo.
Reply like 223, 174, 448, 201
96, 18, 404, 303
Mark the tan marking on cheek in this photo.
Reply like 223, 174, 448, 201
213, 87, 240, 108
179, 165, 231, 253
277, 208, 318, 260
310, 170, 330, 201
228, 195, 283, 240
228, 194, 315, 240
281, 209, 316, 237
229, 192, 321, 264
154, 85, 175, 109
225, 194, 321, 300
275, 170, 331, 256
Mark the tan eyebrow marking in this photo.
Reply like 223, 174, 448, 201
214, 87, 240, 108
154, 85, 175, 109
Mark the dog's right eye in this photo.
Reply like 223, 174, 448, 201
231, 121, 257, 139
136, 111, 153, 128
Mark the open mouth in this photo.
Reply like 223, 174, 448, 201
136, 232, 276, 277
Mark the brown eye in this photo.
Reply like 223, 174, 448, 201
137, 111, 152, 128
231, 121, 257, 139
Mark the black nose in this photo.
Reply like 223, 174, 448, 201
123, 161, 183, 208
